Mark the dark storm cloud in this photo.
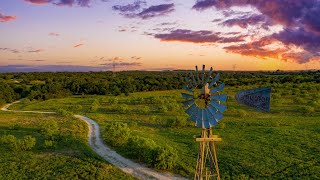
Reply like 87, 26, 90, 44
154, 29, 245, 43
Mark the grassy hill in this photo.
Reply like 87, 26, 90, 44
9, 83, 320, 179
0, 111, 136, 179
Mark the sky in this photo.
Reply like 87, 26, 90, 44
0, 0, 320, 72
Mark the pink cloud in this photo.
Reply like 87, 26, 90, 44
0, 13, 17, 23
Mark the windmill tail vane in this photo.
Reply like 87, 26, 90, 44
235, 87, 271, 112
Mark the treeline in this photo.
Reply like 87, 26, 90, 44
0, 70, 319, 105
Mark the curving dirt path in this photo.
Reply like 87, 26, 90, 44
1, 100, 187, 180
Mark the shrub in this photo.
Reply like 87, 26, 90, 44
19, 135, 36, 151
166, 117, 187, 128
57, 109, 73, 117
74, 104, 83, 111
140, 106, 150, 114
126, 136, 157, 164
44, 140, 55, 148
299, 106, 315, 114
39, 119, 59, 138
0, 135, 18, 150
9, 124, 22, 130
158, 105, 168, 113
153, 145, 178, 170
118, 104, 130, 113
237, 109, 248, 118
103, 122, 130, 147
109, 97, 118, 104
90, 100, 100, 112
293, 97, 306, 104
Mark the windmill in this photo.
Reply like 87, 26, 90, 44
182, 65, 227, 180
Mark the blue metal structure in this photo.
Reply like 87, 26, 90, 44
235, 87, 271, 112
182, 65, 227, 129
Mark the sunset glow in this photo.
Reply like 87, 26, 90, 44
1, 0, 320, 71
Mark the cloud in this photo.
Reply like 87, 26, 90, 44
0, 48, 20, 53
112, 1, 146, 13
0, 12, 17, 23
221, 14, 270, 29
137, 3, 174, 19
24, 0, 92, 7
154, 29, 245, 43
24, 0, 51, 4
100, 62, 142, 66
192, 0, 320, 63
49, 32, 60, 36
28, 49, 44, 53
0, 65, 106, 72
73, 43, 84, 48
113, 2, 175, 19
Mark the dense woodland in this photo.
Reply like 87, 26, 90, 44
1, 70, 319, 105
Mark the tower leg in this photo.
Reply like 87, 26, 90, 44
194, 128, 220, 180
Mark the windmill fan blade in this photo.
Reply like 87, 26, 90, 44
182, 92, 193, 99
203, 109, 210, 128
190, 71, 197, 87
210, 82, 225, 94
207, 105, 217, 115
213, 111, 223, 122
182, 99, 194, 107
195, 65, 201, 84
209, 117, 218, 127
196, 109, 203, 127
209, 73, 220, 88
182, 85, 193, 93
185, 104, 197, 116
210, 101, 227, 113
211, 94, 227, 102
190, 108, 200, 122
202, 65, 205, 85
205, 67, 213, 85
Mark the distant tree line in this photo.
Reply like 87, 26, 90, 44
0, 70, 319, 105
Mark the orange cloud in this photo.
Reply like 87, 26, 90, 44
0, 13, 17, 23
24, 0, 50, 4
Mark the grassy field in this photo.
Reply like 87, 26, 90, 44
0, 111, 136, 179
9, 84, 320, 179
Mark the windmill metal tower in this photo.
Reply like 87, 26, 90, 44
182, 65, 227, 180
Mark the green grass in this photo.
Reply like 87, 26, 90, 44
0, 111, 136, 179
9, 84, 320, 179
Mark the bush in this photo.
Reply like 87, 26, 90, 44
44, 140, 55, 148
0, 135, 18, 150
90, 100, 100, 112
118, 104, 130, 113
166, 117, 187, 128
299, 106, 315, 114
126, 136, 157, 164
153, 146, 178, 170
103, 122, 130, 147
1, 135, 36, 151
293, 97, 306, 104
109, 97, 118, 104
19, 135, 36, 151
237, 109, 248, 118
57, 109, 73, 117
140, 106, 150, 114
39, 119, 59, 138
158, 105, 168, 113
